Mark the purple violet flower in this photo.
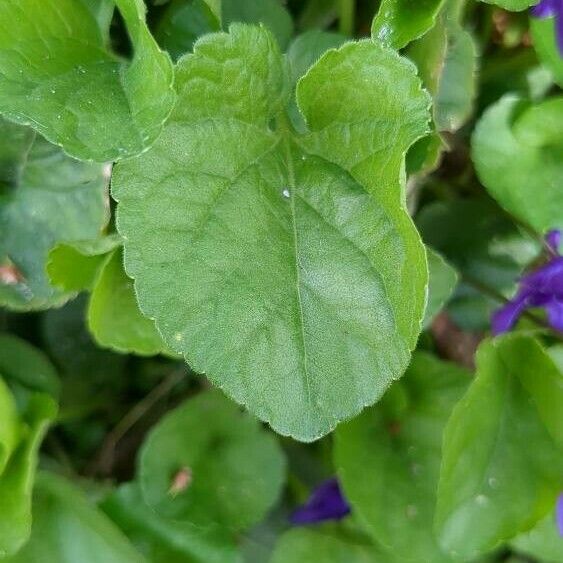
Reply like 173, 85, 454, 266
492, 229, 563, 335
558, 493, 563, 536
290, 477, 351, 525
531, 0, 563, 55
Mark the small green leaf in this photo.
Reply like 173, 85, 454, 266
472, 95, 563, 233
511, 509, 563, 562
478, 0, 538, 10
435, 335, 563, 559
102, 483, 243, 563
434, 25, 477, 132
372, 0, 446, 50
3, 472, 145, 563
155, 0, 221, 61
47, 235, 121, 292
114, 24, 430, 441
0, 377, 20, 476
531, 16, 563, 88
0, 393, 57, 557
222, 0, 294, 49
0, 334, 60, 398
0, 0, 175, 162
408, 10, 477, 133
424, 248, 458, 328
270, 526, 386, 563
0, 121, 109, 310
335, 353, 470, 562
139, 389, 286, 529
88, 249, 170, 356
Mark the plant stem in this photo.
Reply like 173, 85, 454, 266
88, 367, 187, 476
339, 0, 355, 36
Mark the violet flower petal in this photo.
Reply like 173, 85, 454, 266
546, 299, 563, 331
557, 493, 563, 536
491, 294, 531, 335
520, 257, 563, 298
556, 7, 563, 54
546, 229, 562, 254
290, 478, 350, 525
531, 0, 557, 18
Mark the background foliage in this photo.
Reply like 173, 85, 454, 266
0, 0, 562, 561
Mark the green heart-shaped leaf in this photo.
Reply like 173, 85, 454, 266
0, 0, 175, 161
435, 335, 563, 559
139, 389, 286, 529
113, 25, 430, 441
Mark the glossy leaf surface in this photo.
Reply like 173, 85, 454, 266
0, 0, 175, 161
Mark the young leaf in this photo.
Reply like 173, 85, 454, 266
102, 483, 243, 563
0, 393, 57, 557
435, 336, 563, 560
408, 3, 477, 133
531, 16, 563, 88
139, 389, 285, 529
334, 353, 470, 562
0, 121, 109, 310
0, 0, 175, 162
472, 95, 563, 233
0, 334, 60, 398
372, 0, 446, 50
424, 248, 459, 328
3, 472, 145, 563
270, 526, 385, 563
113, 24, 430, 441
88, 249, 170, 356
222, 0, 294, 49
47, 235, 122, 293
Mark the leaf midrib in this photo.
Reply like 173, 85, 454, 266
279, 123, 313, 414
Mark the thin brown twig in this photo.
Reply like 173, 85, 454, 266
89, 368, 186, 476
